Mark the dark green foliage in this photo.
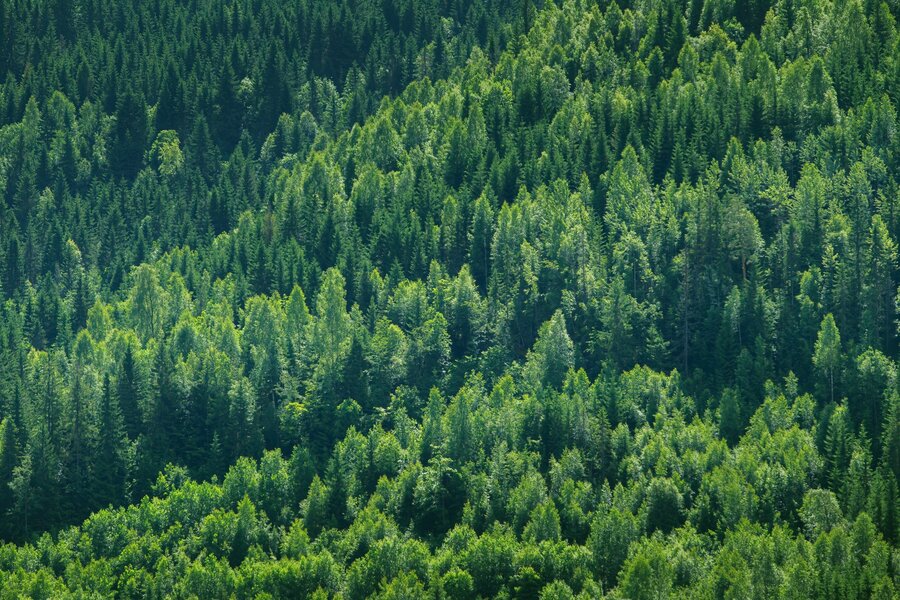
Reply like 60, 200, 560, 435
0, 0, 898, 597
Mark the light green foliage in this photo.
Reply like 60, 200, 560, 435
813, 314, 842, 403
0, 0, 896, 597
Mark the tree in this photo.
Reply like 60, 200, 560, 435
0, 417, 19, 528
469, 193, 494, 293
94, 375, 128, 508
719, 387, 743, 445
414, 454, 465, 535
306, 269, 354, 451
850, 349, 895, 450
242, 296, 284, 448
117, 341, 145, 440
446, 385, 476, 465
594, 276, 650, 370
824, 405, 853, 495
813, 314, 842, 404
311, 269, 352, 364
368, 318, 406, 405
227, 378, 264, 462
25, 349, 66, 531
8, 452, 34, 539
229, 496, 257, 567
619, 540, 675, 600
526, 311, 574, 391
800, 489, 843, 539
156, 61, 185, 133
213, 61, 242, 151
441, 568, 475, 600
445, 266, 486, 358
724, 199, 763, 281
407, 314, 451, 394
843, 444, 872, 519
148, 130, 184, 177
644, 477, 684, 534
588, 508, 640, 590
523, 500, 561, 542
862, 215, 896, 351
128, 266, 169, 343
419, 389, 445, 464
65, 332, 96, 520
0, 0, 900, 592
111, 89, 149, 178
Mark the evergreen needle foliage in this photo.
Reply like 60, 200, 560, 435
0, 0, 898, 597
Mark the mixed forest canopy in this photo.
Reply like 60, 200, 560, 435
0, 0, 898, 597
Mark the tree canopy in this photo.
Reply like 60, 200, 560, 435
0, 0, 898, 597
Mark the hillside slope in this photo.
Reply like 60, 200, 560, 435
0, 0, 899, 597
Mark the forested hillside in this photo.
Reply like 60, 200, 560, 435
0, 0, 898, 597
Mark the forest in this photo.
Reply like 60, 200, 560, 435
0, 0, 898, 597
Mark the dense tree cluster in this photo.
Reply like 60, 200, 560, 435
0, 0, 528, 291
0, 0, 899, 597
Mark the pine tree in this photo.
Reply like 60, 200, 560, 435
469, 193, 494, 293
420, 388, 445, 465
111, 89, 149, 178
94, 375, 127, 508
0, 417, 20, 531
824, 405, 853, 492
862, 216, 896, 352
117, 342, 144, 440
719, 388, 743, 445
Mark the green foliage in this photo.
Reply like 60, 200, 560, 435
813, 314, 842, 404
0, 0, 898, 597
